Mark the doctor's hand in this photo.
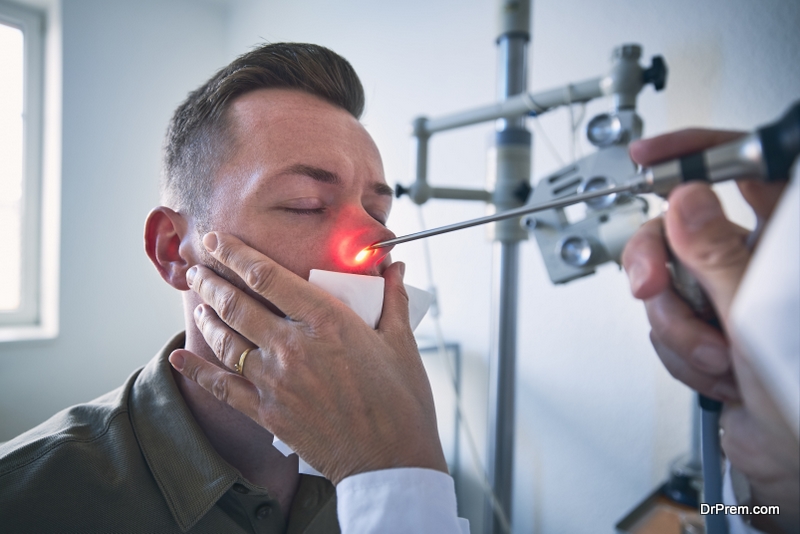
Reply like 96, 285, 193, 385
622, 129, 785, 402
622, 129, 797, 533
169, 232, 447, 485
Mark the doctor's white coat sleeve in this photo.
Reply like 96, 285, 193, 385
336, 468, 470, 533
730, 171, 800, 440
725, 170, 800, 533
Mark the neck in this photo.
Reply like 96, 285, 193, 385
176, 295, 300, 514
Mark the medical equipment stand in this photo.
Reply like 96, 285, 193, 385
400, 2, 534, 530
397, 0, 798, 523
396, 2, 668, 531
485, 3, 531, 533
397, 98, 799, 534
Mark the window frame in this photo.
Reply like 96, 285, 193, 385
0, 1, 50, 339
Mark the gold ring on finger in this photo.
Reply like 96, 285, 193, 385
234, 347, 254, 375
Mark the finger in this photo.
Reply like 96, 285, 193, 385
202, 232, 332, 325
629, 129, 745, 166
377, 262, 412, 335
193, 303, 257, 373
629, 128, 785, 220
649, 332, 740, 403
664, 183, 751, 324
188, 264, 293, 347
644, 288, 732, 376
737, 180, 787, 222
622, 217, 671, 299
169, 349, 269, 423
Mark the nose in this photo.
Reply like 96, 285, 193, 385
369, 224, 395, 253
353, 219, 395, 263
333, 212, 395, 273
361, 226, 395, 266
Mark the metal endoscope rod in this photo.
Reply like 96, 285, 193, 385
370, 99, 800, 252
366, 184, 633, 250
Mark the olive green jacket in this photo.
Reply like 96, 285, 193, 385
0, 333, 339, 534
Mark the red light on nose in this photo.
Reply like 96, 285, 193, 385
354, 248, 373, 264
333, 231, 386, 272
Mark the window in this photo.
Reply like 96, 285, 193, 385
0, 1, 52, 339
0, 19, 26, 315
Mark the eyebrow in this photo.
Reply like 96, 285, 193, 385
373, 183, 394, 197
278, 164, 394, 197
280, 164, 341, 185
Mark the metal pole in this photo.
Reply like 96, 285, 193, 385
486, 242, 521, 533
701, 396, 728, 534
485, 1, 531, 532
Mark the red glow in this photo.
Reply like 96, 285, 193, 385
330, 229, 389, 273
355, 248, 372, 263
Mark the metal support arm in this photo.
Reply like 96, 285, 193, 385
420, 77, 606, 135
400, 46, 666, 206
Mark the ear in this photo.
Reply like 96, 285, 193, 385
144, 207, 194, 291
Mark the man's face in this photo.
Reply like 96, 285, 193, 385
202, 88, 396, 283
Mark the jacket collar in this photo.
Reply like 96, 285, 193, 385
129, 332, 240, 532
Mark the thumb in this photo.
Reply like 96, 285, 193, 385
378, 261, 412, 334
664, 183, 750, 325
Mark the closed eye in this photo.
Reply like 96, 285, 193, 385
280, 207, 326, 215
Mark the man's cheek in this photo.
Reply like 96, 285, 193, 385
199, 248, 248, 292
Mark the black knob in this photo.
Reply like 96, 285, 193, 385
514, 181, 532, 203
758, 100, 800, 182
643, 56, 667, 91
395, 183, 410, 198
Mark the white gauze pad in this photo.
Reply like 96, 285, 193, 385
308, 269, 432, 330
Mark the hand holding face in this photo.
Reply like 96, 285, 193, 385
169, 231, 447, 485
622, 129, 797, 532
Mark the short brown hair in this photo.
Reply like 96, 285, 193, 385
161, 43, 365, 219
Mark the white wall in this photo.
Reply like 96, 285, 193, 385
1, 1, 798, 533
0, 0, 228, 437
